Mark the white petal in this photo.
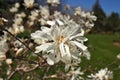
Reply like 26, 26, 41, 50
41, 26, 51, 33
70, 41, 87, 51
64, 44, 71, 58
47, 58, 54, 65
69, 29, 85, 40
83, 50, 91, 60
56, 19, 64, 25
59, 43, 66, 57
59, 43, 71, 64
47, 21, 55, 26
59, 43, 71, 57
31, 30, 44, 38
47, 52, 60, 65
62, 25, 79, 38
31, 30, 51, 40
65, 64, 71, 72
51, 25, 60, 41
2, 18, 8, 22
35, 43, 52, 53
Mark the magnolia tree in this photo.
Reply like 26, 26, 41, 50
0, 0, 119, 80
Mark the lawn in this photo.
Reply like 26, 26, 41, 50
80, 33, 120, 79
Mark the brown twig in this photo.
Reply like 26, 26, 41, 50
7, 65, 19, 80
16, 64, 39, 72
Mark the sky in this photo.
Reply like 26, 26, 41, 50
64, 0, 120, 15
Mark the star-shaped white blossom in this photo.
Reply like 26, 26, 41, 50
31, 18, 90, 67
88, 68, 113, 80
23, 0, 34, 8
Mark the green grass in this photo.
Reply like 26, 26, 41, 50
80, 33, 120, 79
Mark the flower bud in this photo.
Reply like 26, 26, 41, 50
15, 48, 24, 56
117, 54, 120, 60
6, 58, 13, 65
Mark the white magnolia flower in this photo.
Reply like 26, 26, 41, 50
23, 0, 34, 8
31, 19, 89, 66
15, 3, 20, 8
27, 20, 34, 26
9, 3, 20, 13
82, 12, 97, 21
28, 10, 39, 21
85, 21, 94, 28
10, 14, 24, 35
74, 7, 97, 29
67, 67, 84, 80
0, 35, 8, 61
31, 10, 39, 17
20, 12, 26, 18
9, 7, 18, 13
12, 24, 24, 35
88, 68, 113, 80
53, 11, 62, 18
13, 17, 23, 25
74, 7, 82, 16
40, 6, 49, 19
15, 12, 26, 18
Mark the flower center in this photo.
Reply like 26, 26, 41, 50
56, 36, 64, 43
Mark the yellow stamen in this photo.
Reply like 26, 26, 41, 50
56, 36, 64, 43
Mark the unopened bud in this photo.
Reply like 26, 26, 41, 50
6, 58, 13, 65
117, 54, 120, 60
15, 48, 24, 56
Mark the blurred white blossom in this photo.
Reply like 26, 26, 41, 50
27, 10, 39, 26
29, 10, 39, 21
9, 3, 20, 13
9, 7, 18, 13
67, 67, 84, 80
88, 68, 113, 80
15, 3, 20, 8
74, 7, 97, 28
0, 34, 8, 61
23, 0, 34, 8
40, 6, 49, 19
8, 13, 25, 35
